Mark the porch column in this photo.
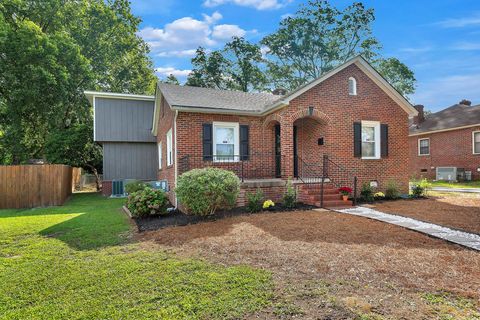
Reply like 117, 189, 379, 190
280, 121, 294, 179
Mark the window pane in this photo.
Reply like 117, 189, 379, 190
420, 146, 429, 155
475, 142, 480, 154
475, 133, 480, 143
362, 126, 375, 142
362, 142, 375, 157
216, 144, 234, 156
420, 139, 429, 147
215, 127, 234, 144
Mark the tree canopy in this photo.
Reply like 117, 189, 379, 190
0, 0, 156, 176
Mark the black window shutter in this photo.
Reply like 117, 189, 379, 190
240, 125, 249, 160
353, 122, 362, 157
381, 124, 389, 157
202, 123, 213, 161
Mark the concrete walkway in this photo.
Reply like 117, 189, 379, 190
334, 206, 480, 251
430, 187, 480, 193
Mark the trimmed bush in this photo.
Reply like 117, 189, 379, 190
385, 180, 400, 199
175, 168, 240, 216
282, 180, 297, 209
360, 183, 374, 203
411, 178, 430, 198
125, 180, 148, 194
126, 188, 169, 218
246, 189, 264, 213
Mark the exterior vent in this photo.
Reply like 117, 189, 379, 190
436, 167, 457, 181
111, 180, 125, 197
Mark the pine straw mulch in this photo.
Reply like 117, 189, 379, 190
375, 194, 480, 235
138, 207, 480, 319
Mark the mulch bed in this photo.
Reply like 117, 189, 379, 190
134, 203, 316, 232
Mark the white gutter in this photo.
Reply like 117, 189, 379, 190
173, 110, 179, 208
84, 90, 154, 101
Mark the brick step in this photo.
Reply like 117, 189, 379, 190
301, 189, 339, 195
299, 194, 342, 202
315, 200, 353, 208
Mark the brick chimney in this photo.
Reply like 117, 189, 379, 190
413, 105, 425, 125
272, 88, 287, 96
459, 99, 472, 106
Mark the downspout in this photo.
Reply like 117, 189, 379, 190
174, 110, 178, 208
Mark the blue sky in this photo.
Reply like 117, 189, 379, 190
131, 0, 480, 111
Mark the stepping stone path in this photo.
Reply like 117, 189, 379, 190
334, 206, 480, 251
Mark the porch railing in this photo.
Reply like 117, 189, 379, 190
179, 153, 285, 182
295, 156, 324, 184
321, 155, 358, 207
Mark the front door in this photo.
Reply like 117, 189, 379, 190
275, 124, 281, 177
293, 126, 298, 177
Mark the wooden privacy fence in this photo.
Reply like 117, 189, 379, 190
0, 165, 73, 209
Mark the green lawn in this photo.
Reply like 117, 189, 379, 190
428, 180, 480, 189
0, 193, 272, 319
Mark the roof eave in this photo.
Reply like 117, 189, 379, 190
170, 105, 264, 116
409, 123, 480, 136
84, 90, 155, 105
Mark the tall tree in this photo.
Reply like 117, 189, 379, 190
223, 36, 266, 92
162, 74, 180, 85
186, 47, 231, 89
374, 57, 416, 97
261, 0, 381, 90
0, 0, 156, 174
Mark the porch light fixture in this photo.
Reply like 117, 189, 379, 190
318, 138, 324, 145
308, 106, 314, 116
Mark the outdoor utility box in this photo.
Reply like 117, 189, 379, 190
146, 180, 169, 192
436, 167, 457, 181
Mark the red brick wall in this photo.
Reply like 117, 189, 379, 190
409, 126, 480, 180
237, 185, 286, 207
102, 180, 112, 196
156, 95, 176, 204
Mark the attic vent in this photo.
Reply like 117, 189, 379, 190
111, 180, 125, 197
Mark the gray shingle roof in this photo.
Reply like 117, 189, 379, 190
410, 104, 480, 134
158, 83, 280, 113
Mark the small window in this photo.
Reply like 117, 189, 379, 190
166, 129, 173, 166
213, 122, 239, 162
158, 142, 162, 169
474, 131, 480, 154
348, 77, 357, 95
418, 138, 430, 156
361, 121, 380, 159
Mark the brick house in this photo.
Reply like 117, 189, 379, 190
87, 56, 418, 208
409, 100, 480, 180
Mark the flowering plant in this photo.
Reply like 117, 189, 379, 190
338, 186, 353, 196
263, 200, 275, 209
374, 192, 385, 199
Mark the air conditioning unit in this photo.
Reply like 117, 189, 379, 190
111, 180, 125, 197
436, 167, 457, 181
146, 180, 169, 192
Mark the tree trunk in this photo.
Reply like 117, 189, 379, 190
85, 164, 101, 191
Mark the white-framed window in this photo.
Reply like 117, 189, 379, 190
166, 129, 173, 166
418, 138, 430, 156
158, 142, 162, 169
473, 131, 480, 155
361, 121, 380, 159
213, 122, 239, 162
348, 77, 357, 95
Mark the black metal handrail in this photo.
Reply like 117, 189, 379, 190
321, 155, 358, 206
296, 155, 324, 184
179, 152, 285, 182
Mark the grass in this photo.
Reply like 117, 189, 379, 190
428, 180, 480, 189
0, 193, 272, 319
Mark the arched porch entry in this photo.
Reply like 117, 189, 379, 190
289, 107, 330, 179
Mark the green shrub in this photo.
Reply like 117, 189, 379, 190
126, 188, 169, 217
175, 168, 240, 216
360, 183, 374, 202
410, 178, 430, 198
385, 180, 400, 199
246, 189, 264, 213
125, 180, 148, 194
282, 180, 297, 209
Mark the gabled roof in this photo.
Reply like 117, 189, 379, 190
409, 103, 480, 136
158, 83, 278, 114
152, 55, 418, 134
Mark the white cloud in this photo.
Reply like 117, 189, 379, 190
203, 0, 289, 10
412, 73, 480, 110
435, 12, 480, 28
155, 67, 192, 78
138, 11, 248, 55
212, 24, 246, 40
450, 42, 480, 51
399, 47, 432, 53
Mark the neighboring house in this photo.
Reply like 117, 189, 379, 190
409, 100, 480, 180
87, 56, 418, 208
